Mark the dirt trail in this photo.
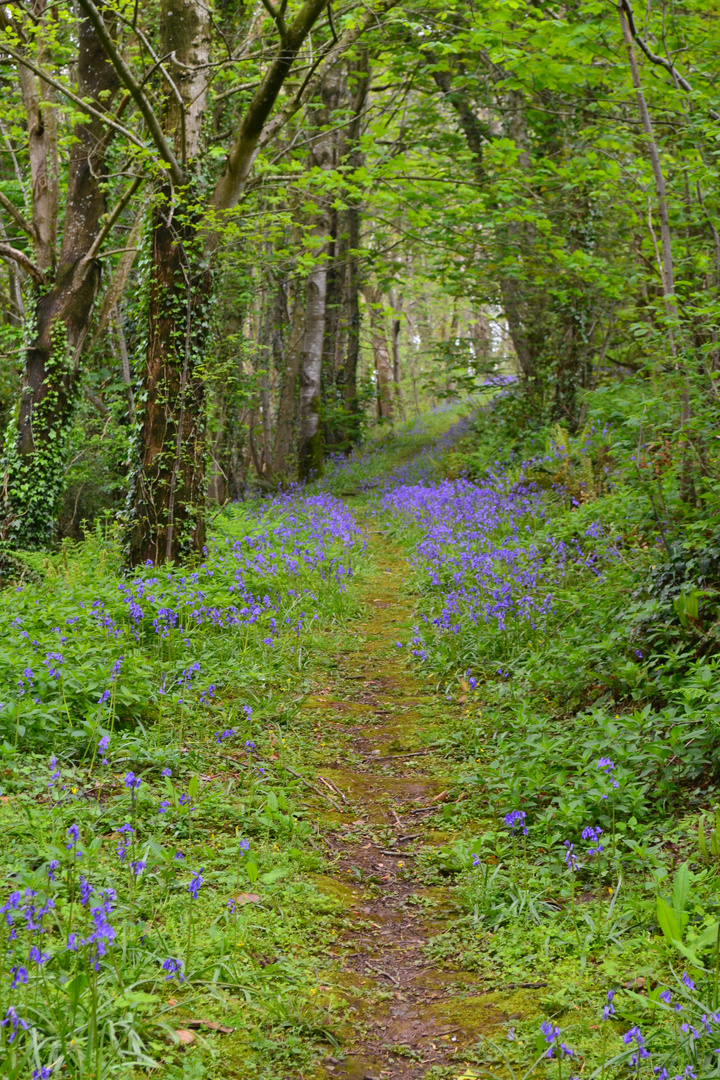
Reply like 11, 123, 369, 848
300, 526, 524, 1080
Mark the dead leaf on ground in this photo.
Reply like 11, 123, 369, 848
174, 1029, 196, 1045
233, 892, 260, 905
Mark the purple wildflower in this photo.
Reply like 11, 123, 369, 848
161, 957, 184, 981
1, 1005, 28, 1042
188, 869, 204, 899
504, 809, 527, 835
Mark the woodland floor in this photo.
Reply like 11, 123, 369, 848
295, 520, 526, 1080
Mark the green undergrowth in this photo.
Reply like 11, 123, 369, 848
373, 382, 720, 1080
0, 492, 370, 1078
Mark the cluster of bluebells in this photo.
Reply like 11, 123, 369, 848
0, 492, 364, 744
378, 443, 611, 661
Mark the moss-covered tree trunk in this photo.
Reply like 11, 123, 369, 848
126, 199, 210, 564
1, 9, 119, 549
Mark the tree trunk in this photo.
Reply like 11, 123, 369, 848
297, 64, 344, 480
341, 51, 369, 442
126, 195, 210, 565
389, 289, 405, 417
298, 262, 328, 479
273, 288, 305, 479
365, 285, 394, 420
125, 0, 210, 565
1, 6, 119, 549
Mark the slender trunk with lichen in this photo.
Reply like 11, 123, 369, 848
297, 65, 344, 480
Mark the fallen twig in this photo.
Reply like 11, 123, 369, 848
319, 775, 347, 803
284, 767, 344, 813
364, 960, 401, 986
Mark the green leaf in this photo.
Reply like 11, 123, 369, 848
672, 862, 690, 922
657, 896, 682, 943
260, 866, 290, 884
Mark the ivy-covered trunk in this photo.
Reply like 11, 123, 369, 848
1, 8, 119, 549
126, 196, 209, 565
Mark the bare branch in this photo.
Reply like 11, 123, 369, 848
620, 0, 720, 121
258, 0, 402, 152
0, 190, 34, 238
0, 39, 147, 150
0, 242, 44, 284
81, 174, 145, 267
75, 0, 185, 184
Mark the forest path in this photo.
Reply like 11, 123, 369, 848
300, 517, 515, 1080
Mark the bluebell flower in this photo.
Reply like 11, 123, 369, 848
47, 859, 59, 882
504, 810, 527, 835
29, 945, 49, 965
130, 860, 146, 877
79, 877, 93, 906
10, 965, 27, 988
239, 839, 250, 853
682, 972, 695, 990
581, 825, 604, 854
1, 1005, 28, 1042
32, 1067, 53, 1079
66, 824, 81, 855
188, 869, 204, 899
564, 841, 578, 871
161, 957, 184, 981
659, 989, 672, 1004
622, 1025, 649, 1064
124, 772, 141, 790
158, 800, 171, 814
162, 768, 171, 777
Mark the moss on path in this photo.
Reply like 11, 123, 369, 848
292, 522, 533, 1080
